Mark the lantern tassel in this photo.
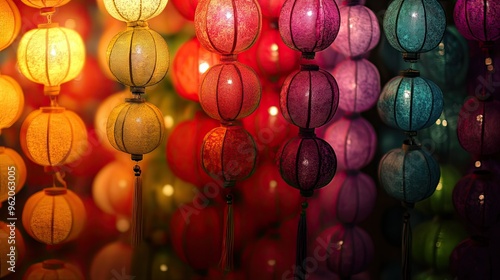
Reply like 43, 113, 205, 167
294, 201, 308, 280
131, 164, 143, 247
401, 203, 413, 280
220, 194, 234, 273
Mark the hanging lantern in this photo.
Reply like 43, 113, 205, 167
171, 0, 199, 21
23, 259, 84, 280
94, 90, 130, 153
107, 24, 169, 90
20, 107, 88, 167
20, 0, 69, 9
0, 0, 21, 51
378, 70, 443, 132
22, 187, 86, 245
450, 237, 493, 279
0, 147, 26, 203
17, 24, 85, 95
0, 75, 24, 131
0, 221, 25, 278
454, 0, 500, 42
90, 241, 132, 280
103, 0, 168, 22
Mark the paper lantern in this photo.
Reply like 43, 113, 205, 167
257, 0, 286, 18
107, 25, 169, 90
95, 90, 129, 153
378, 70, 443, 132
324, 116, 377, 170
103, 0, 168, 22
107, 98, 166, 159
201, 125, 257, 184
450, 238, 493, 279
332, 5, 380, 58
20, 107, 88, 166
194, 0, 262, 55
383, 0, 446, 60
0, 147, 26, 203
280, 66, 339, 129
0, 221, 25, 278
279, 135, 337, 197
332, 58, 380, 113
199, 61, 261, 121
0, 75, 24, 131
279, 0, 340, 55
457, 97, 500, 156
90, 241, 132, 280
20, 0, 69, 9
416, 164, 461, 215
22, 187, 86, 245
17, 24, 85, 95
0, 0, 20, 51
454, 0, 500, 42
23, 259, 84, 280
379, 142, 440, 204
171, 0, 199, 20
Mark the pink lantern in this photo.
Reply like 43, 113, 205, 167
454, 0, 500, 42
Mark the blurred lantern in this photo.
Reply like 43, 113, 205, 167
324, 115, 376, 170
332, 4, 380, 58
0, 221, 25, 278
172, 37, 220, 102
95, 90, 130, 153
20, 107, 88, 167
103, 0, 168, 22
0, 147, 26, 202
90, 241, 133, 280
383, 0, 446, 61
378, 70, 443, 132
23, 259, 84, 280
412, 219, 467, 272
171, 0, 199, 21
0, 74, 24, 131
257, 0, 286, 19
97, 20, 124, 80
314, 47, 346, 71
332, 59, 380, 113
0, 0, 20, 51
454, 0, 500, 42
22, 187, 86, 245
450, 237, 495, 279
20, 0, 69, 9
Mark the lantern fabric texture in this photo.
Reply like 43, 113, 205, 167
107, 25, 169, 89
17, 24, 85, 95
279, 0, 341, 54
107, 99, 166, 157
0, 0, 21, 52
103, 0, 168, 22
454, 0, 500, 42
20, 0, 69, 8
280, 67, 339, 129
0, 221, 25, 278
0, 75, 24, 130
20, 107, 88, 166
194, 0, 262, 55
383, 0, 446, 56
0, 147, 26, 202
22, 187, 86, 245
377, 71, 443, 132
23, 259, 84, 280
199, 62, 261, 121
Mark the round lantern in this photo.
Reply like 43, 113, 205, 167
324, 115, 377, 170
107, 98, 166, 159
454, 0, 500, 42
20, 107, 88, 166
0, 147, 26, 203
457, 97, 500, 156
199, 61, 261, 121
450, 237, 493, 279
107, 25, 169, 90
194, 0, 262, 55
95, 90, 130, 153
0, 75, 23, 130
280, 66, 339, 129
17, 24, 85, 95
90, 241, 132, 280
23, 259, 84, 280
103, 0, 168, 22
201, 125, 257, 184
378, 70, 443, 132
279, 135, 337, 197
332, 58, 380, 113
416, 164, 461, 215
0, 0, 21, 51
332, 5, 380, 58
383, 0, 446, 60
20, 0, 69, 8
0, 221, 25, 278
171, 0, 199, 21
379, 141, 440, 204
172, 37, 220, 102
279, 0, 341, 55
22, 187, 86, 245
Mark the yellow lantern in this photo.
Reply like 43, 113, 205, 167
23, 259, 84, 280
17, 23, 85, 95
20, 0, 70, 9
20, 107, 88, 166
107, 24, 169, 92
103, 0, 168, 22
0, 74, 24, 131
0, 0, 21, 51
0, 147, 26, 203
22, 187, 86, 245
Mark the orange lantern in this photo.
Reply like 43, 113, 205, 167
0, 0, 21, 51
90, 241, 132, 280
23, 259, 84, 280
20, 0, 70, 9
0, 74, 24, 131
22, 187, 86, 245
0, 221, 26, 278
0, 147, 26, 203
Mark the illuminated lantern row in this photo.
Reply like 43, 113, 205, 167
378, 0, 446, 278
193, 0, 261, 272
102, 0, 169, 248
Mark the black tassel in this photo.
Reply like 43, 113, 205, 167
220, 194, 234, 273
294, 201, 308, 280
401, 203, 413, 280
131, 164, 143, 248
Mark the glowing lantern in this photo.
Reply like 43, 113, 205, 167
23, 259, 84, 280
95, 90, 130, 153
103, 0, 168, 22
90, 241, 132, 280
0, 0, 21, 51
454, 0, 500, 42
0, 221, 25, 278
20, 0, 69, 9
0, 75, 24, 131
0, 147, 26, 203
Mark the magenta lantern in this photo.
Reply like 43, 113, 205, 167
454, 0, 500, 42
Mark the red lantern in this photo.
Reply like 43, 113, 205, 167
90, 241, 133, 280
171, 0, 199, 21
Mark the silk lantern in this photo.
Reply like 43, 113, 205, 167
22, 187, 86, 245
454, 0, 500, 42
0, 221, 25, 278
23, 259, 84, 280
0, 75, 24, 132
383, 0, 446, 61
103, 0, 168, 22
0, 0, 20, 51
0, 147, 26, 203
378, 70, 443, 132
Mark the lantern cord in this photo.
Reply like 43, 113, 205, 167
131, 164, 143, 248
294, 201, 308, 280
220, 193, 234, 273
401, 208, 412, 280
53, 171, 67, 189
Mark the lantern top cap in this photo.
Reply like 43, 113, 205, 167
40, 107, 66, 113
44, 187, 67, 196
37, 22, 59, 29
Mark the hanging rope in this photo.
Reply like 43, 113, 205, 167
131, 164, 143, 247
220, 193, 234, 273
295, 201, 308, 280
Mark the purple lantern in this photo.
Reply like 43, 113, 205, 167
454, 0, 500, 42
450, 237, 494, 279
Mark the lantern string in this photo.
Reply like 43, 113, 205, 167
401, 204, 412, 280
294, 201, 308, 280
54, 171, 67, 189
220, 193, 234, 273
131, 164, 143, 248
